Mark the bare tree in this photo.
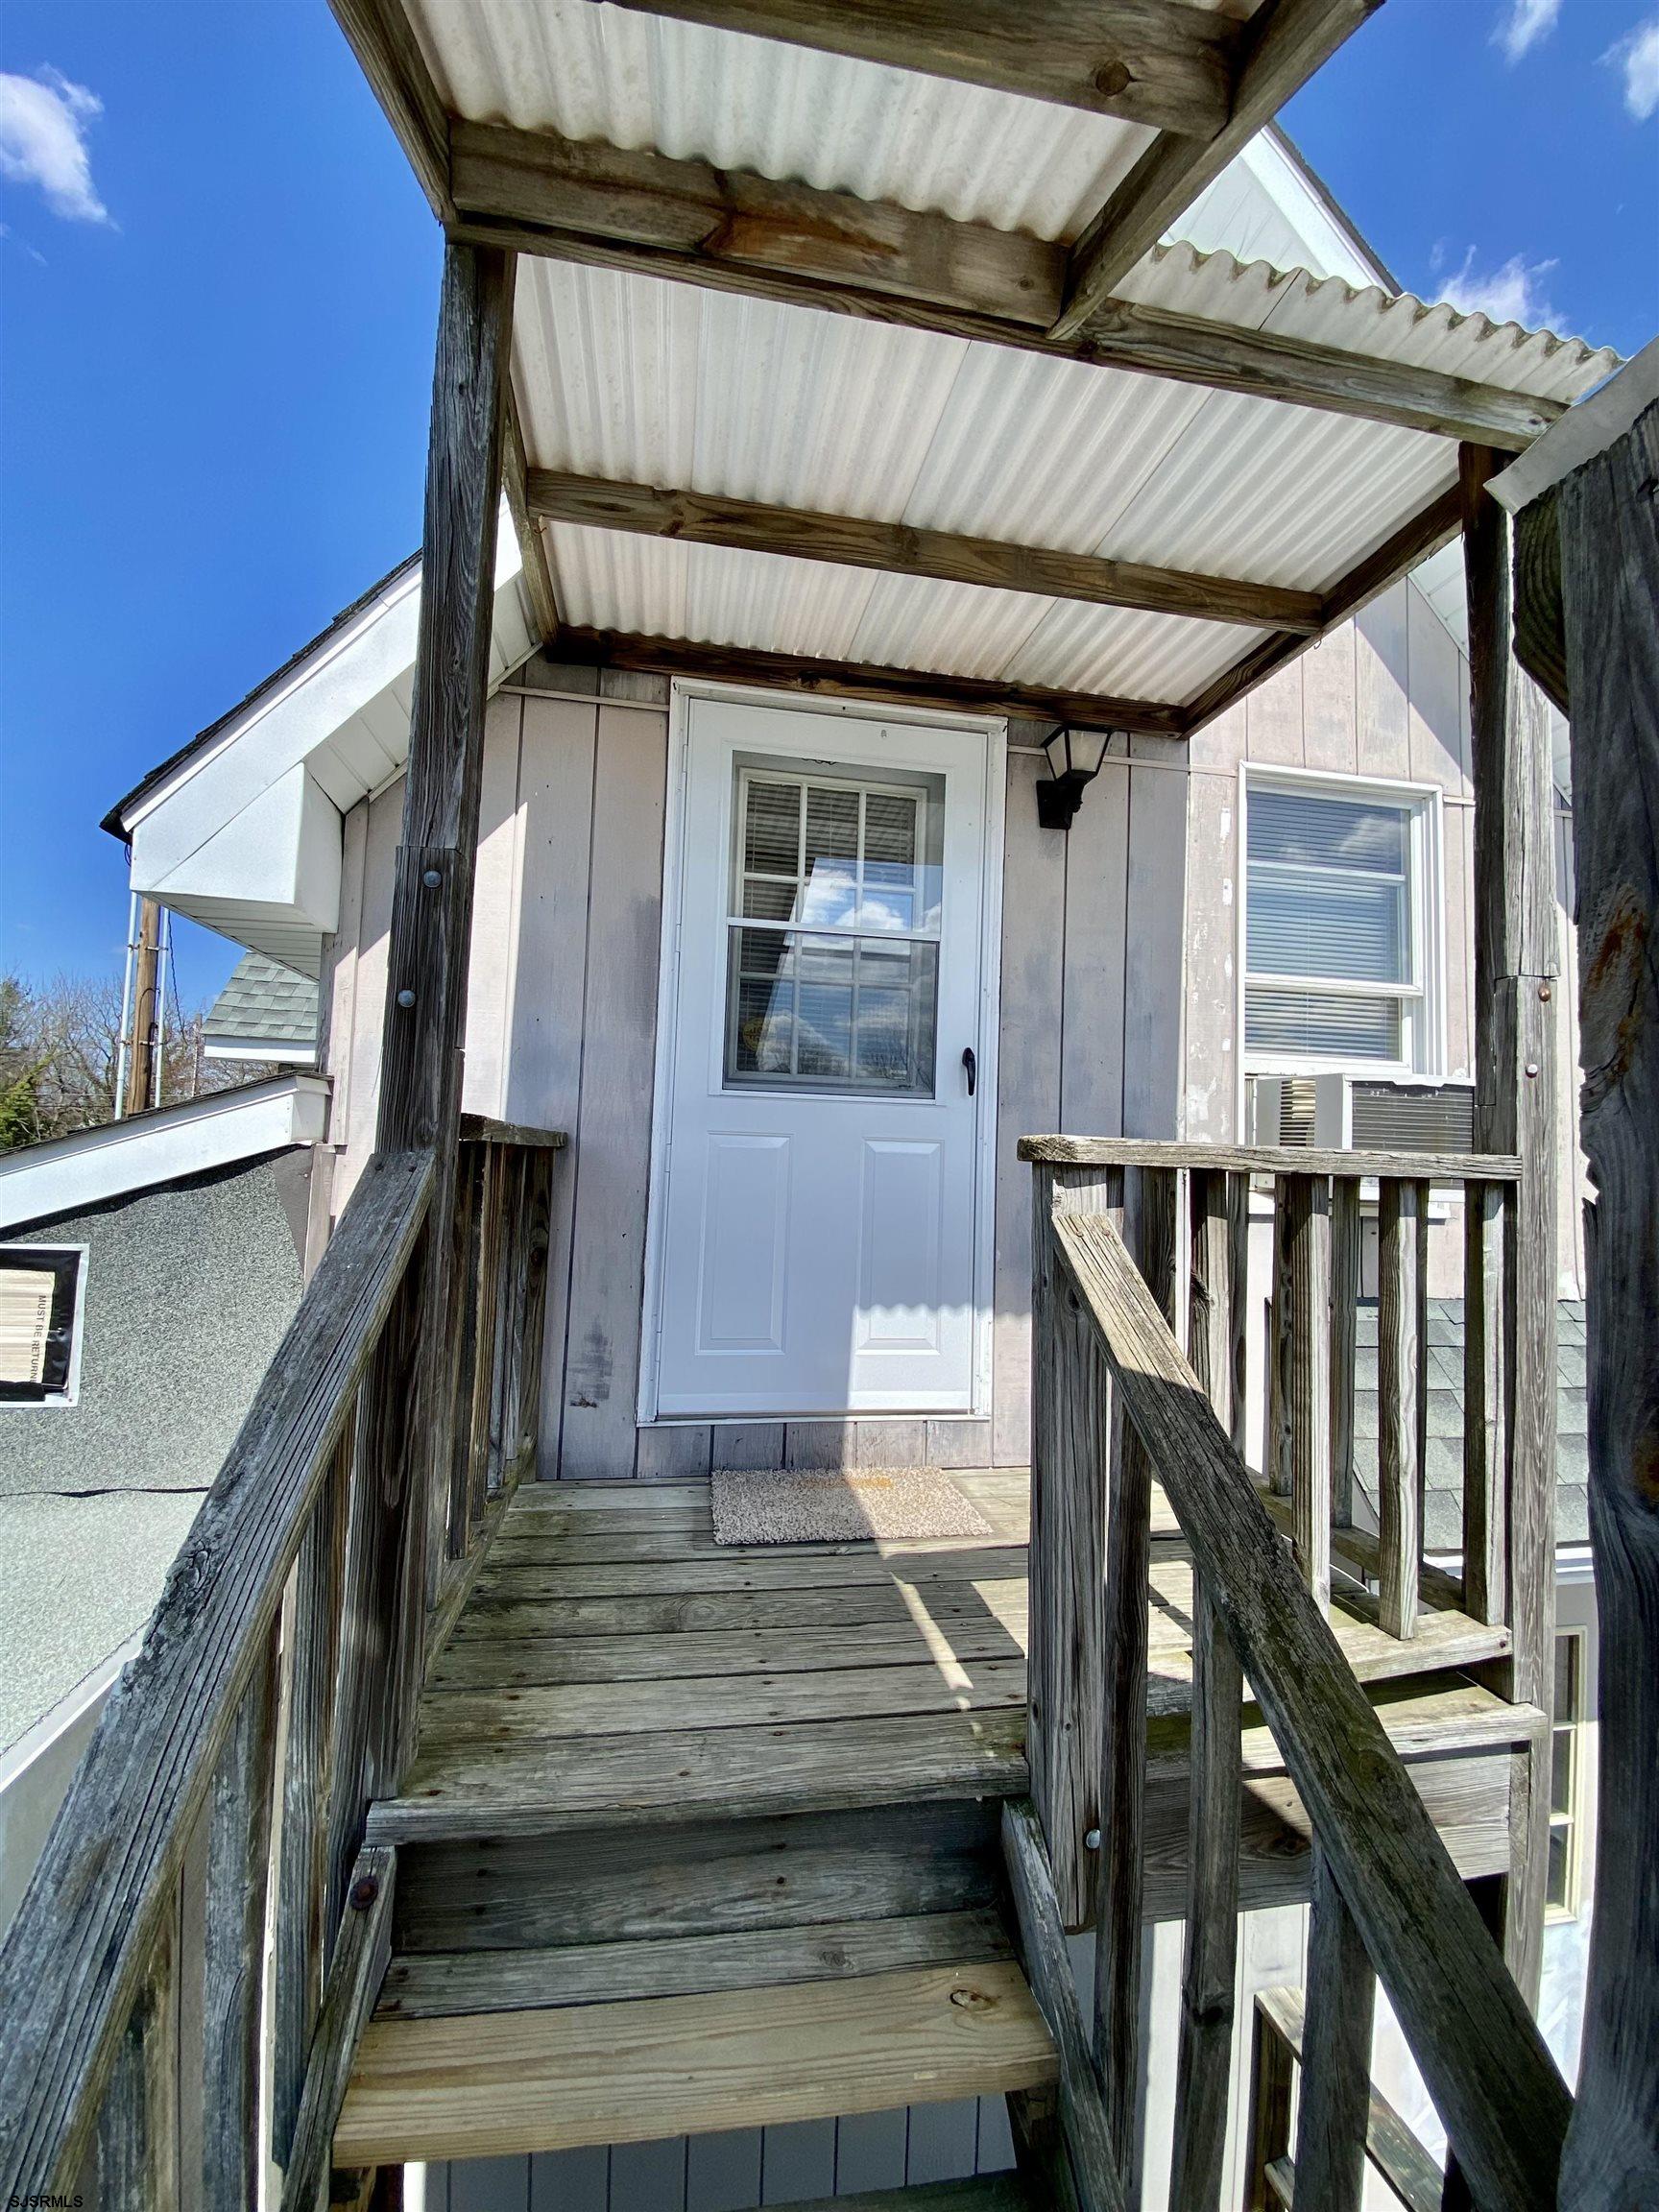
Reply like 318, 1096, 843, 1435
0, 970, 276, 1153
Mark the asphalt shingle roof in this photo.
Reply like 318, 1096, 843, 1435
1352, 1299, 1589, 1552
204, 953, 319, 1053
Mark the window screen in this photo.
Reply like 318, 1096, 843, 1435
1244, 782, 1422, 1065
0, 1247, 84, 1404
725, 763, 944, 1095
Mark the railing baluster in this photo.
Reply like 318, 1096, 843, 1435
1094, 1165, 1177, 2176
1461, 1178, 1509, 1626
1169, 1166, 1244, 2212
509, 1144, 557, 1484
1265, 1176, 1293, 1494
96, 1907, 179, 2211
469, 1142, 507, 1525
1330, 1176, 1361, 1528
1286, 1174, 1334, 1615
1379, 1180, 1429, 1638
1029, 1160, 1121, 1928
1293, 1842, 1377, 2212
201, 1626, 279, 2210
273, 1427, 351, 2166
1245, 1995, 1297, 2212
444, 1137, 486, 1564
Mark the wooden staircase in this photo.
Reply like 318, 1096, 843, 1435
330, 1471, 1542, 2177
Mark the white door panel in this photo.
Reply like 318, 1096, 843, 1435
650, 695, 998, 1418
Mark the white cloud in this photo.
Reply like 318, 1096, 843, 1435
1604, 17, 1659, 120
1435, 246, 1559, 329
0, 66, 109, 224
1495, 0, 1562, 61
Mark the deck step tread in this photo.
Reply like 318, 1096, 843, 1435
377, 1905, 1011, 2020
336, 1959, 1058, 2166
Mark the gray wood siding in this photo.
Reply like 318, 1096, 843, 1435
320, 685, 1185, 1479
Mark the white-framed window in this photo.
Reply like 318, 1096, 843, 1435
0, 1245, 87, 1408
1241, 768, 1442, 1076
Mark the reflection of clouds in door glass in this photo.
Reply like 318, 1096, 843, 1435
800, 858, 857, 926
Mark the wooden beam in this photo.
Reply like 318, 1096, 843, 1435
502, 387, 560, 643
1555, 393, 1659, 2207
326, 0, 451, 219
447, 121, 1563, 448
1461, 443, 1559, 2008
527, 467, 1323, 632
591, 0, 1241, 136
552, 623, 1187, 734
1180, 483, 1464, 733
1052, 0, 1383, 339
279, 1846, 397, 2212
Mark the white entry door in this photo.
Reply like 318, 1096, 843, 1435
647, 692, 1000, 1418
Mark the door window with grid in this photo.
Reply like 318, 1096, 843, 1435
1244, 778, 1431, 1068
724, 763, 944, 1095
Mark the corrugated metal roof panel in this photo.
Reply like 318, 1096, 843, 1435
411, 0, 1166, 241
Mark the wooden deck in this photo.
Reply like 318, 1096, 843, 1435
336, 1470, 1540, 2167
370, 1468, 1522, 1849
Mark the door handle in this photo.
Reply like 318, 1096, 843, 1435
962, 1046, 977, 1097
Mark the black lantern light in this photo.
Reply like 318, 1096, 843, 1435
1037, 724, 1115, 830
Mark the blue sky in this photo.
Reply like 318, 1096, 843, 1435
1, 0, 1655, 1010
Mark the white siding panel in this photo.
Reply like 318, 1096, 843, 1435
1122, 737, 1190, 1139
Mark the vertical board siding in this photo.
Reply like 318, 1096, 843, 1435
461, 696, 529, 1124
438, 2098, 1015, 2209
558, 703, 670, 1479
1122, 737, 1190, 1141
508, 694, 601, 1474
991, 748, 1066, 1465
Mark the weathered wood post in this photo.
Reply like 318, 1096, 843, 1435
1460, 444, 1560, 2003
329, 239, 515, 1871
1554, 394, 1659, 2204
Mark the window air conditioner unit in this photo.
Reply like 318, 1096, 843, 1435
1248, 1074, 1476, 1153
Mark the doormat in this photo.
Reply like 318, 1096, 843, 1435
710, 1466, 994, 1546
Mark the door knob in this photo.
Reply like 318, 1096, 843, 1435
962, 1046, 977, 1097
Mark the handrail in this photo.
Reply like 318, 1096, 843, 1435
1020, 1134, 1523, 1181
0, 1146, 434, 2195
1050, 1206, 1570, 2209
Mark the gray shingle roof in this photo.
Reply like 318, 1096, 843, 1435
204, 953, 319, 1053
1352, 1299, 1589, 1552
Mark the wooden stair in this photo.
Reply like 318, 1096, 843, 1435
337, 1951, 1056, 2165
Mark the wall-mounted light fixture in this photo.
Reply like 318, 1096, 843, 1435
1036, 724, 1116, 830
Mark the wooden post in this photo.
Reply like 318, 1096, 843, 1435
1292, 1844, 1376, 2212
1377, 1180, 1427, 1640
1169, 1167, 1244, 2212
1461, 445, 1560, 2004
330, 240, 514, 1860
1286, 1174, 1334, 1615
122, 897, 163, 1118
1094, 1165, 1176, 2178
1555, 397, 1659, 2203
1028, 1160, 1121, 1928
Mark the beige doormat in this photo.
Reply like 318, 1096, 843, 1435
710, 1466, 994, 1546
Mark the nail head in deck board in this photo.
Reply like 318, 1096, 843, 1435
526, 469, 1324, 633
1048, 1211, 1569, 2207
593, 0, 1239, 135
394, 1801, 1000, 1955
376, 1908, 1012, 2019
336, 1960, 1058, 2166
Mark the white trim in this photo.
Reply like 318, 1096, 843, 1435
203, 1037, 318, 1064
1236, 763, 1448, 1128
1491, 336, 1659, 514
638, 677, 1005, 1426
0, 1243, 89, 1408
0, 1073, 329, 1233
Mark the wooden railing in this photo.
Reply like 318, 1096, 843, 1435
1013, 1137, 1569, 2212
0, 1120, 561, 2205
